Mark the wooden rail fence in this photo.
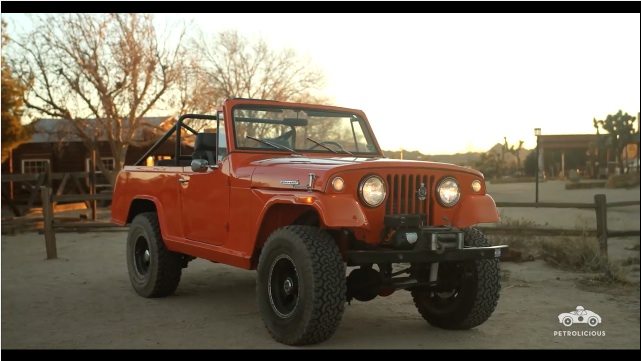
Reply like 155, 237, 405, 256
2, 169, 100, 217
477, 194, 640, 258
3, 167, 639, 262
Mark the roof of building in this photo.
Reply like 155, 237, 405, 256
30, 116, 175, 143
537, 134, 599, 150
537, 132, 639, 150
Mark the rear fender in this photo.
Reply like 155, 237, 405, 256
125, 196, 169, 238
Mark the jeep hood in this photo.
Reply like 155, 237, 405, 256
249, 156, 483, 191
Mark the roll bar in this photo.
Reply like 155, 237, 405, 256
134, 114, 218, 166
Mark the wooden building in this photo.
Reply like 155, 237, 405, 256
2, 116, 194, 201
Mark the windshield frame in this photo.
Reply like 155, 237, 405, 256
229, 103, 382, 157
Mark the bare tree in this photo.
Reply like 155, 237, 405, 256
173, 56, 221, 116
191, 29, 331, 109
183, 29, 335, 148
8, 13, 189, 185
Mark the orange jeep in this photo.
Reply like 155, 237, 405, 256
111, 98, 507, 346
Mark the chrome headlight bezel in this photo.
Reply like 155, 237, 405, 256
436, 177, 461, 207
358, 175, 386, 208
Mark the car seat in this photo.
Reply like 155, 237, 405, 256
192, 132, 217, 164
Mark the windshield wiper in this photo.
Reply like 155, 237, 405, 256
306, 137, 354, 156
246, 135, 298, 154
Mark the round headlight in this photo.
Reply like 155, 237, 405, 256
332, 177, 345, 192
359, 175, 386, 207
471, 180, 482, 193
437, 177, 460, 207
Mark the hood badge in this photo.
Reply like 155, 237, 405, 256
280, 176, 315, 192
417, 183, 427, 201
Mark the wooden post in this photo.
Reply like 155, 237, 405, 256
594, 194, 608, 258
1, 188, 22, 217
45, 157, 52, 191
40, 163, 57, 259
9, 148, 14, 201
90, 147, 97, 221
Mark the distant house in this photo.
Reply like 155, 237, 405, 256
537, 133, 640, 179
1, 116, 195, 194
535, 134, 598, 179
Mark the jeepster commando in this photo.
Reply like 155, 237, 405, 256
111, 98, 507, 346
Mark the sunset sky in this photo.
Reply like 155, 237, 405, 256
3, 13, 640, 155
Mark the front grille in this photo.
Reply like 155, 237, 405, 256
384, 173, 434, 221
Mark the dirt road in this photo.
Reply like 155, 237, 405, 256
1, 181, 639, 349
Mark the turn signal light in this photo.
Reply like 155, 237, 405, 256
295, 196, 315, 204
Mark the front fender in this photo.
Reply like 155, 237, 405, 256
314, 194, 369, 229
256, 192, 369, 229
453, 194, 500, 228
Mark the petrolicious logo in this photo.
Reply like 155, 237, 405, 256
554, 306, 606, 337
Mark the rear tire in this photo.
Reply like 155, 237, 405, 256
127, 212, 183, 298
256, 225, 346, 346
411, 227, 501, 329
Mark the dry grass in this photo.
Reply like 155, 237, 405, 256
489, 212, 546, 258
625, 244, 640, 251
496, 210, 542, 229
488, 213, 635, 285
541, 236, 609, 271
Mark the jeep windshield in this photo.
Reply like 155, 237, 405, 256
232, 105, 380, 155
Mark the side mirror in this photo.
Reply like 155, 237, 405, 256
191, 159, 209, 172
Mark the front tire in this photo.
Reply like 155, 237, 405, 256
127, 212, 183, 298
411, 227, 501, 330
256, 226, 346, 346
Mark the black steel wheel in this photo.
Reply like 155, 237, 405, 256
256, 225, 346, 346
268, 254, 300, 318
126, 212, 183, 298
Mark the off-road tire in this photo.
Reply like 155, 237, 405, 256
256, 225, 346, 346
127, 212, 183, 298
411, 226, 501, 329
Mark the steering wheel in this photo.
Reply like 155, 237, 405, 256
308, 141, 345, 151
